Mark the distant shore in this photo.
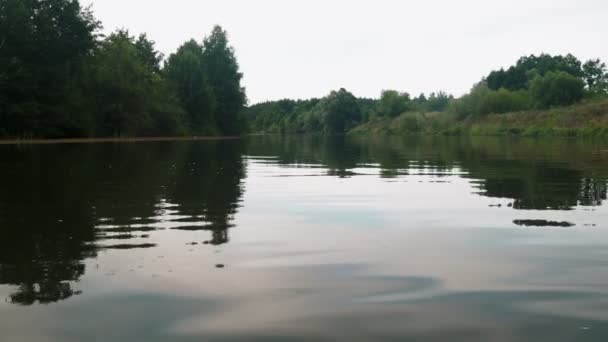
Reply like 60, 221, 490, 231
349, 99, 608, 138
0, 136, 240, 145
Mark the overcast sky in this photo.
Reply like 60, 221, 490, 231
81, 0, 607, 103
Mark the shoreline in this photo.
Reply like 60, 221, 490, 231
0, 136, 241, 145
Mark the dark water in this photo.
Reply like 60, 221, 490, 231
1, 136, 608, 341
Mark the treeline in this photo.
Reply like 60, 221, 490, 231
0, 0, 246, 138
248, 54, 608, 134
248, 90, 452, 133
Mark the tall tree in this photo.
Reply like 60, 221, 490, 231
582, 59, 608, 95
86, 30, 184, 136
319, 88, 361, 133
135, 33, 163, 73
164, 39, 216, 134
0, 0, 99, 137
202, 26, 247, 135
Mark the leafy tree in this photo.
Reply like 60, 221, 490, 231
318, 88, 361, 133
530, 71, 585, 108
85, 30, 184, 136
377, 90, 412, 117
164, 39, 216, 134
135, 33, 163, 73
0, 0, 99, 137
487, 54, 583, 91
425, 91, 453, 112
582, 59, 608, 95
202, 26, 247, 135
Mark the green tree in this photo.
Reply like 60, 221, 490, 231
318, 88, 361, 133
164, 39, 216, 134
487, 54, 583, 91
447, 82, 491, 119
0, 0, 99, 137
86, 30, 184, 136
377, 90, 412, 117
530, 71, 585, 108
202, 26, 247, 135
426, 91, 453, 112
582, 59, 608, 95
135, 33, 163, 73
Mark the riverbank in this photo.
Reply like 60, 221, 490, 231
0, 136, 240, 145
349, 99, 608, 138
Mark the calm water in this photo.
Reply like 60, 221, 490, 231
1, 136, 608, 341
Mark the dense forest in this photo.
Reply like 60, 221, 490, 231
248, 54, 608, 135
0, 0, 246, 138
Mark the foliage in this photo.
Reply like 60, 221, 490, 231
164, 40, 216, 134
0, 0, 99, 137
529, 71, 585, 108
478, 88, 530, 115
420, 91, 453, 112
582, 59, 608, 95
446, 82, 491, 119
135, 33, 163, 72
376, 90, 412, 117
85, 30, 185, 136
318, 88, 361, 133
486, 54, 583, 91
202, 26, 247, 135
0, 0, 247, 138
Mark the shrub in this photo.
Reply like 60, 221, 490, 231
530, 71, 585, 108
478, 88, 530, 115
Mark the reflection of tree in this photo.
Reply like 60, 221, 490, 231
323, 136, 361, 178
0, 140, 246, 305
472, 165, 585, 210
0, 145, 98, 305
246, 135, 608, 211
579, 177, 607, 207
0, 136, 605, 306
166, 140, 246, 245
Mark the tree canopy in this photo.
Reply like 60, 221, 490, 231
0, 0, 247, 138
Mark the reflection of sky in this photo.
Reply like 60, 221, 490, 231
1, 156, 608, 341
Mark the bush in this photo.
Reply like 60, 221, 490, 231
478, 88, 530, 115
447, 82, 490, 119
530, 71, 585, 108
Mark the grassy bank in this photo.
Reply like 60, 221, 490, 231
349, 99, 608, 138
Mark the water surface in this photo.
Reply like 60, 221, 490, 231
1, 136, 608, 341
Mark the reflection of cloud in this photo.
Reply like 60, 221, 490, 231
168, 265, 608, 340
